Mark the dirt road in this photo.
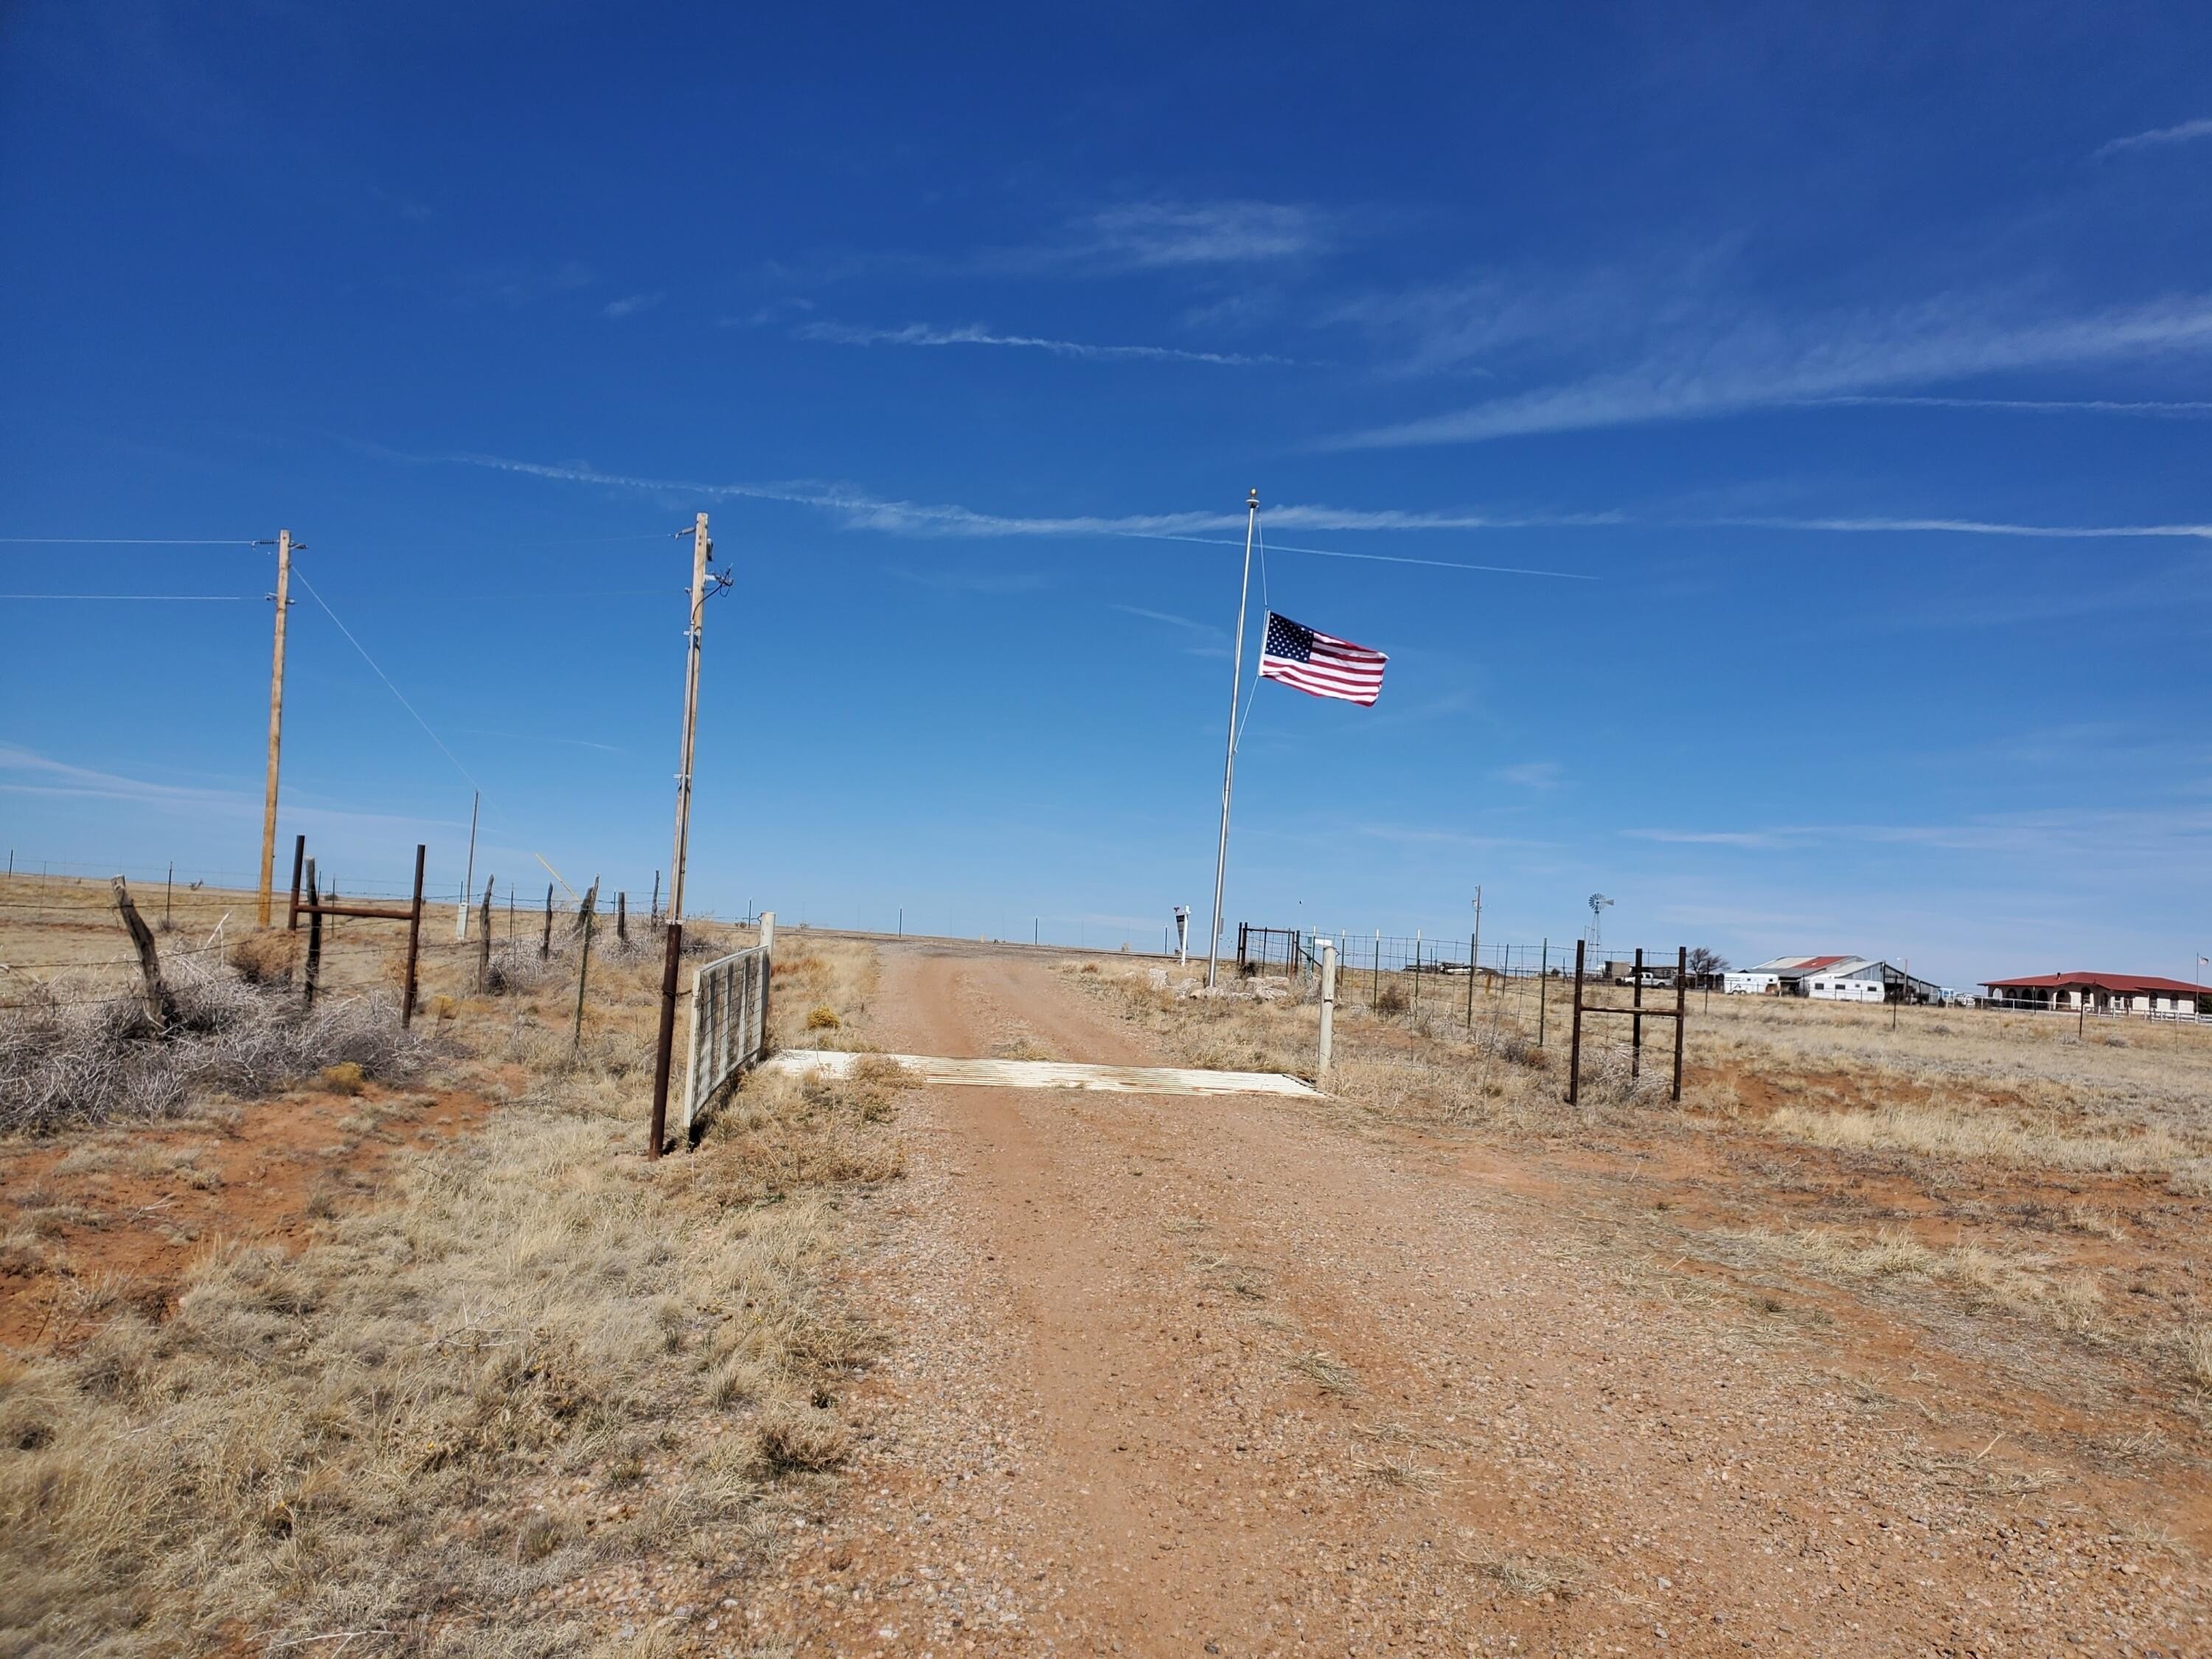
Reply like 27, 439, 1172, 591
748, 945, 2208, 1656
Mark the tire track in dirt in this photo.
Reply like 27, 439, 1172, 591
759, 945, 2210, 1656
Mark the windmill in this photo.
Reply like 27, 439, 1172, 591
1587, 893, 1614, 964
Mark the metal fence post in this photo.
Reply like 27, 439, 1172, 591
303, 858, 322, 1010
1567, 938, 1587, 1105
1317, 938, 1337, 1091
1537, 939, 1548, 1046
1631, 946, 1645, 1082
1466, 931, 1477, 1028
1672, 944, 1688, 1104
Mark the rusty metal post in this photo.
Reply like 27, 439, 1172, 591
303, 858, 323, 1010
1632, 947, 1645, 1082
287, 833, 306, 931
1538, 939, 1548, 1046
400, 843, 425, 1029
648, 920, 684, 1160
1567, 938, 1587, 1105
1672, 945, 1688, 1104
540, 883, 553, 959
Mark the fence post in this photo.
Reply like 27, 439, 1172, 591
1631, 947, 1645, 1082
571, 880, 599, 1048
476, 877, 494, 992
1317, 938, 1338, 1091
649, 921, 684, 1161
1537, 939, 1548, 1046
759, 909, 776, 950
1373, 931, 1381, 1009
303, 858, 323, 1010
1412, 939, 1421, 1017
541, 885, 553, 959
1672, 945, 1687, 1104
1466, 931, 1478, 1028
400, 844, 426, 1029
111, 874, 167, 1029
287, 833, 306, 931
617, 890, 628, 945
1567, 939, 1587, 1105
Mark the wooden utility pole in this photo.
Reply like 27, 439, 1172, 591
668, 512, 711, 923
256, 529, 294, 927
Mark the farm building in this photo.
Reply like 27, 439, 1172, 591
1981, 972, 2202, 1018
1725, 955, 1943, 1004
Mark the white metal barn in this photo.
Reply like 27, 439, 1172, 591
1725, 955, 1943, 1004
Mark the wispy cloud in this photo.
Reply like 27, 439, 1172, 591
602, 292, 662, 319
887, 565, 1051, 595
0, 745, 456, 835
442, 452, 2212, 546
1792, 394, 2212, 417
1064, 200, 1330, 269
2095, 116, 2212, 159
1328, 287, 2212, 448
1624, 828, 1790, 849
1496, 761, 1564, 790
793, 320, 1293, 366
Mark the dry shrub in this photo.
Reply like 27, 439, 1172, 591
704, 1066, 908, 1197
755, 1400, 848, 1471
0, 957, 425, 1133
226, 931, 295, 987
318, 1061, 365, 1096
1374, 982, 1409, 1016
2176, 1324, 2212, 1394
804, 1006, 842, 1032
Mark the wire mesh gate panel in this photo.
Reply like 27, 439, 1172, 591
683, 943, 771, 1137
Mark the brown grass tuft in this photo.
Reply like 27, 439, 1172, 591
226, 930, 296, 986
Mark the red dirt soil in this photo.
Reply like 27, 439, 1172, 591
0, 1085, 495, 1350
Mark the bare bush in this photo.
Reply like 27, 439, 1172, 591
224, 930, 295, 987
0, 956, 425, 1132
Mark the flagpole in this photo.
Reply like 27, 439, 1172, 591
1206, 489, 1260, 989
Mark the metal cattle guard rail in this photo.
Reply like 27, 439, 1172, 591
682, 942, 771, 1138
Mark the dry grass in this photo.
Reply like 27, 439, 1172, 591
1731, 1225, 2108, 1336
0, 928, 902, 1654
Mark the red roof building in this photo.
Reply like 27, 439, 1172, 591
1982, 972, 2204, 1014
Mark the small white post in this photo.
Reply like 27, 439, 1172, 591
759, 908, 775, 951
1317, 938, 1338, 1091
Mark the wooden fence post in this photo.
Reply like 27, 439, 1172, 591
1567, 939, 1587, 1105
648, 920, 684, 1160
1317, 938, 1338, 1091
476, 876, 494, 992
287, 833, 307, 931
303, 858, 323, 1009
1537, 939, 1548, 1046
540, 884, 553, 959
571, 879, 599, 1048
111, 875, 168, 1029
617, 891, 628, 945
400, 844, 425, 1029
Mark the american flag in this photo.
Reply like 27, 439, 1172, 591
1259, 611, 1388, 706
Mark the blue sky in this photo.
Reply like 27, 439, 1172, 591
4, 1, 2211, 987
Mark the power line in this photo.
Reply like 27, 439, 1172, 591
0, 537, 260, 546
290, 566, 483, 793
